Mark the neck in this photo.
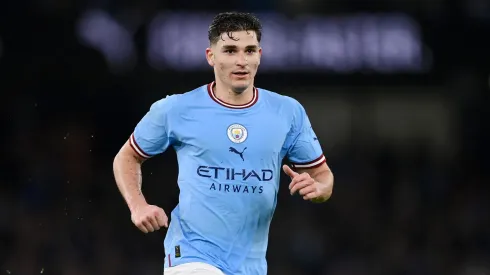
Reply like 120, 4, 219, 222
213, 79, 254, 105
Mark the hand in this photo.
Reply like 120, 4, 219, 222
283, 165, 327, 203
131, 204, 168, 233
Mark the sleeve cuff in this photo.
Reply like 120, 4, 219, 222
129, 133, 152, 159
290, 154, 326, 169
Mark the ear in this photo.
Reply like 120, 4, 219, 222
258, 47, 262, 66
206, 47, 215, 67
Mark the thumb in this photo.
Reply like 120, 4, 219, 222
282, 165, 298, 178
156, 209, 168, 228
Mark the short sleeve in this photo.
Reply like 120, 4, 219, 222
130, 97, 173, 159
286, 100, 326, 169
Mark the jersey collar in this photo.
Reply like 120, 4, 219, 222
207, 81, 259, 109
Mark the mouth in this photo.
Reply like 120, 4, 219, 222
232, 71, 249, 77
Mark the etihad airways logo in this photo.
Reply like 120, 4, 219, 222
197, 166, 273, 181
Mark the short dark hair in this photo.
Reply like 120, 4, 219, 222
208, 12, 262, 45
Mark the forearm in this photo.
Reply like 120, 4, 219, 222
113, 152, 147, 212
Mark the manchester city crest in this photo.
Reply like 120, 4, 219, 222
227, 124, 248, 143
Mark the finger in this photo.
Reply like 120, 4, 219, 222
288, 173, 312, 190
298, 185, 316, 196
290, 179, 314, 195
136, 223, 148, 233
148, 216, 160, 231
155, 211, 168, 228
303, 191, 319, 200
143, 220, 155, 232
282, 165, 298, 179
302, 187, 320, 200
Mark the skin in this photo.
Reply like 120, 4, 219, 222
113, 141, 167, 233
284, 164, 334, 203
205, 30, 262, 105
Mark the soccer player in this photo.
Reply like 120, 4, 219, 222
113, 12, 334, 275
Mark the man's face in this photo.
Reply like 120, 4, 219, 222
206, 30, 262, 94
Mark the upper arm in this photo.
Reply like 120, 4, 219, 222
117, 139, 147, 164
126, 96, 175, 159
285, 98, 326, 170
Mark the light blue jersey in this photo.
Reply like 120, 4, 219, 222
129, 82, 326, 275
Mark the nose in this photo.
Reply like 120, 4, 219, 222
236, 52, 248, 66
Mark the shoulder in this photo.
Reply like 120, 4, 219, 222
149, 84, 207, 114
257, 87, 305, 113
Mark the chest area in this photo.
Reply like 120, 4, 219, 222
173, 110, 290, 160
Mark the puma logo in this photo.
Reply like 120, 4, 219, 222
229, 147, 247, 161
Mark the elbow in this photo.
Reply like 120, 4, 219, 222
321, 171, 334, 202
113, 152, 122, 174
326, 183, 333, 201
327, 171, 334, 197
113, 146, 129, 173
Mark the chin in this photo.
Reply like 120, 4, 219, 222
231, 81, 250, 94
232, 85, 248, 94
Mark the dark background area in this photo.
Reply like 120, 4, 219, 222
1, 0, 490, 274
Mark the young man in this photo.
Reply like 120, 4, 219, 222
113, 12, 334, 275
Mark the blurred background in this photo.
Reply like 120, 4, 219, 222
1, 0, 490, 274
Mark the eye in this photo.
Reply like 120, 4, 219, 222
225, 49, 235, 54
246, 49, 256, 54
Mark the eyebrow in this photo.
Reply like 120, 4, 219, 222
221, 45, 259, 50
